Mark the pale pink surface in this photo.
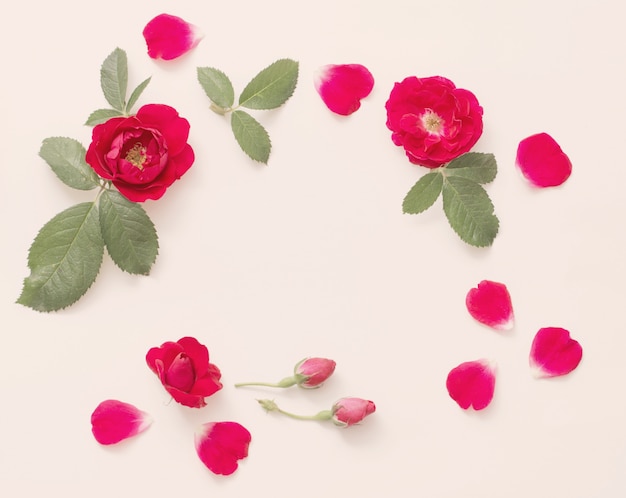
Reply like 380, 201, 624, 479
332, 397, 376, 426
143, 14, 203, 60
466, 280, 514, 330
516, 132, 572, 187
295, 357, 336, 388
195, 422, 252, 476
314, 64, 374, 115
91, 400, 152, 445
446, 360, 496, 410
530, 327, 583, 378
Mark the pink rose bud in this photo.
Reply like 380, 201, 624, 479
331, 397, 376, 427
257, 397, 376, 428
294, 357, 336, 388
235, 357, 336, 389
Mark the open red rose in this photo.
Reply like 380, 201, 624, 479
146, 337, 223, 408
385, 76, 483, 168
85, 104, 194, 202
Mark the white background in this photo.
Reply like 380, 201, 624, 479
1, 1, 625, 497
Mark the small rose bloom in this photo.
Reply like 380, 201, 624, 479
195, 421, 251, 476
295, 357, 336, 388
143, 14, 203, 61
85, 104, 194, 202
91, 400, 152, 445
385, 76, 483, 168
146, 337, 222, 408
332, 397, 376, 427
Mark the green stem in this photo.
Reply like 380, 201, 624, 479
235, 376, 297, 388
257, 399, 333, 422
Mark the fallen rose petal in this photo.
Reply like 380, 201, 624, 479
466, 280, 514, 330
195, 422, 251, 476
516, 132, 572, 187
446, 360, 496, 410
530, 327, 582, 378
314, 64, 374, 115
91, 400, 152, 445
143, 13, 203, 61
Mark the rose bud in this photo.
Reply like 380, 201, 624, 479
235, 357, 336, 389
257, 397, 376, 428
146, 337, 223, 408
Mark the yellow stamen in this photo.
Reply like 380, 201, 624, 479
125, 142, 147, 170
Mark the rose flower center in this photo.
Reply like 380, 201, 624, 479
125, 142, 148, 170
165, 353, 196, 392
421, 110, 444, 135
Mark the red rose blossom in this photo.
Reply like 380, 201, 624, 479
85, 104, 194, 202
385, 76, 483, 168
146, 337, 222, 408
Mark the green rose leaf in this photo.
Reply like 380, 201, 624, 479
444, 152, 498, 184
231, 110, 271, 163
39, 137, 100, 190
403, 171, 444, 214
238, 59, 299, 110
99, 190, 158, 275
100, 47, 128, 112
197, 67, 235, 110
17, 202, 104, 312
126, 76, 152, 114
442, 176, 499, 247
85, 108, 125, 126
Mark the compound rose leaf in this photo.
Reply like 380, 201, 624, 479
126, 77, 152, 114
17, 202, 104, 312
313, 63, 374, 115
446, 359, 496, 410
442, 176, 499, 247
99, 190, 158, 275
85, 109, 125, 127
39, 137, 100, 190
466, 280, 514, 330
402, 171, 443, 214
195, 421, 251, 476
530, 327, 583, 378
444, 152, 497, 184
239, 59, 299, 110
516, 133, 572, 187
230, 110, 271, 163
91, 400, 152, 445
100, 48, 128, 112
197, 67, 235, 110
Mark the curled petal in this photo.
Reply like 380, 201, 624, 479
530, 327, 583, 378
466, 280, 514, 330
446, 360, 496, 410
314, 64, 374, 115
143, 14, 203, 61
195, 422, 252, 476
91, 400, 152, 445
516, 133, 572, 187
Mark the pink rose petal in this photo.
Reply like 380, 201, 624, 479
466, 280, 514, 330
195, 422, 251, 476
143, 14, 203, 61
516, 132, 572, 187
446, 360, 496, 410
530, 327, 583, 378
91, 400, 152, 445
314, 64, 374, 115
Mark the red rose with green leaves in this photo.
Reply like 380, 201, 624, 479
85, 104, 194, 202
